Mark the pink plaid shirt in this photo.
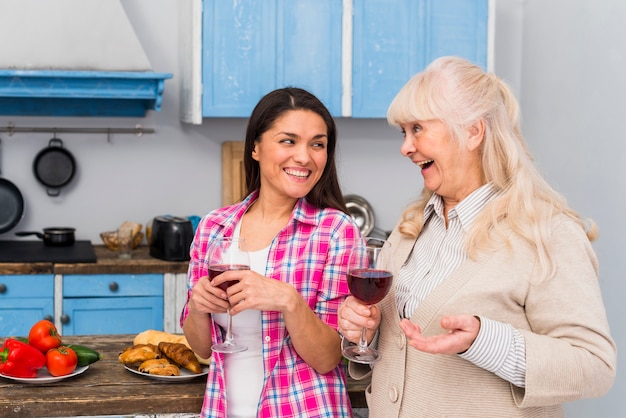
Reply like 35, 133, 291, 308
181, 191, 362, 417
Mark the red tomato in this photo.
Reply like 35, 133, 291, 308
28, 319, 62, 353
45, 346, 78, 377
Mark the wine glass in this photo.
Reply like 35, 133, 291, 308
342, 237, 393, 364
206, 237, 250, 353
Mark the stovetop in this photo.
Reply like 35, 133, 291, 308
0, 240, 97, 263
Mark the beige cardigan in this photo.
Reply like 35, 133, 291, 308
350, 214, 616, 417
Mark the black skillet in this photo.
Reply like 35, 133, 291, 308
33, 138, 76, 197
15, 227, 76, 246
0, 138, 24, 234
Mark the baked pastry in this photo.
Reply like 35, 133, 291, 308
158, 341, 203, 374
138, 358, 180, 376
118, 343, 161, 365
134, 329, 211, 365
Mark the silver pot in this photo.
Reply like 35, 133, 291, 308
344, 194, 375, 236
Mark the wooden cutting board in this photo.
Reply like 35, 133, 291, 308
222, 141, 246, 206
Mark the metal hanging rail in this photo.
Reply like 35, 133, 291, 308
0, 123, 153, 138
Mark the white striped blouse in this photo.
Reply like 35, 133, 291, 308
395, 183, 526, 387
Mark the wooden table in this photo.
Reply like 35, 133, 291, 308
0, 334, 369, 417
0, 335, 204, 417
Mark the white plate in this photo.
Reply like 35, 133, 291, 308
124, 364, 209, 382
0, 365, 89, 384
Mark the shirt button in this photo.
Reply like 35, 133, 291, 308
264, 335, 271, 342
265, 372, 271, 378
388, 386, 399, 402
397, 333, 405, 349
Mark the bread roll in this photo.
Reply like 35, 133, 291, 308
134, 330, 188, 346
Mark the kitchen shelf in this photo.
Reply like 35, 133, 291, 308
0, 70, 172, 117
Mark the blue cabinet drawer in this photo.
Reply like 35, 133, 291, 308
62, 274, 164, 335
63, 274, 163, 297
0, 274, 54, 297
62, 296, 164, 335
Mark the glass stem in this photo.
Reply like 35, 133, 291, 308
358, 326, 368, 353
224, 309, 234, 345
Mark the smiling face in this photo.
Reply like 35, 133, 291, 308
399, 119, 485, 208
252, 109, 328, 204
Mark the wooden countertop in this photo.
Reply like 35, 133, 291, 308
0, 335, 369, 416
0, 245, 189, 275
0, 335, 205, 417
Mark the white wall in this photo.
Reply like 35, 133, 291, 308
0, 1, 622, 415
520, 1, 626, 416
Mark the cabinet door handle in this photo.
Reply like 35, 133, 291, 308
60, 314, 70, 324
0, 283, 6, 293
109, 281, 119, 292
44, 314, 54, 322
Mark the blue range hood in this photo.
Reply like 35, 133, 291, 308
0, 70, 172, 117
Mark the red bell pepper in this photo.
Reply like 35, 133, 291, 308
0, 338, 46, 378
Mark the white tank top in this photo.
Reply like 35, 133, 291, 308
212, 223, 268, 417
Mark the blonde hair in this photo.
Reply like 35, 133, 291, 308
387, 56, 597, 281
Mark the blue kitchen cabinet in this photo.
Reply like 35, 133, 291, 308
0, 275, 54, 336
352, 0, 489, 117
198, 0, 488, 118
61, 274, 164, 336
202, 0, 343, 117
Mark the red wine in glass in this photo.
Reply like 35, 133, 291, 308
206, 237, 250, 354
347, 268, 393, 305
209, 264, 250, 291
342, 238, 393, 364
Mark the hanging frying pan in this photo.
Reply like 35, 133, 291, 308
33, 137, 76, 197
0, 138, 24, 233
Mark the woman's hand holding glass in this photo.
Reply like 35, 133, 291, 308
205, 237, 250, 353
341, 237, 393, 364
339, 296, 382, 344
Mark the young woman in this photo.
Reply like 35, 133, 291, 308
182, 87, 362, 417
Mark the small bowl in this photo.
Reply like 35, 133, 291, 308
100, 230, 144, 251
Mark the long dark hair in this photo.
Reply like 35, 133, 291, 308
243, 87, 348, 213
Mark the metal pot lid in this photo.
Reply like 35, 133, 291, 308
344, 194, 375, 236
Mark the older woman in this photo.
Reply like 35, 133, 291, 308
338, 56, 616, 417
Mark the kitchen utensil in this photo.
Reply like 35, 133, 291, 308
344, 194, 375, 236
0, 138, 24, 234
15, 227, 76, 246
100, 230, 144, 251
149, 216, 194, 261
0, 178, 24, 234
33, 137, 76, 197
